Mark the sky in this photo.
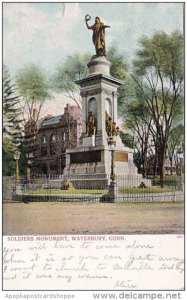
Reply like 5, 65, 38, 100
3, 1, 184, 116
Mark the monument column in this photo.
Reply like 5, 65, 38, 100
112, 91, 118, 123
80, 92, 87, 136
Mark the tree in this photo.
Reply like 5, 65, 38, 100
107, 46, 128, 80
52, 47, 129, 113
16, 64, 51, 127
132, 30, 184, 181
167, 124, 184, 175
3, 138, 16, 176
120, 132, 134, 149
123, 99, 153, 177
16, 64, 51, 176
3, 66, 24, 176
3, 65, 23, 151
52, 53, 91, 110
107, 46, 131, 116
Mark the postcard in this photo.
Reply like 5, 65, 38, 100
2, 1, 185, 299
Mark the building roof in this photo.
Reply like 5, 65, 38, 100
41, 115, 62, 127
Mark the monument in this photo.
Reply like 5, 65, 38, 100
64, 15, 149, 189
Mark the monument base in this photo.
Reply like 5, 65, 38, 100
64, 144, 151, 189
82, 135, 95, 147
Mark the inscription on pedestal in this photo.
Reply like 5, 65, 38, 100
114, 151, 128, 162
70, 150, 101, 164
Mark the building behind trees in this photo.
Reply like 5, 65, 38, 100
24, 104, 82, 176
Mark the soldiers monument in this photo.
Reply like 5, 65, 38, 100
64, 15, 148, 188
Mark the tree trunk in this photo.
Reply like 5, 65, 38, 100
158, 146, 166, 187
169, 157, 173, 175
143, 156, 147, 178
153, 154, 157, 178
160, 162, 165, 187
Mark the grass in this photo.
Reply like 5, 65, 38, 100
24, 189, 108, 195
119, 186, 176, 194
146, 174, 180, 181
23, 186, 178, 195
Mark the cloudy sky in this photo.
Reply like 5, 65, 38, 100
3, 2, 184, 116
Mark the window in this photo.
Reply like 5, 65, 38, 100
62, 131, 66, 142
42, 135, 47, 144
50, 133, 56, 142
61, 131, 65, 149
41, 146, 47, 156
50, 145, 57, 155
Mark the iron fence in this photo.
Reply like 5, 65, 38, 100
3, 176, 16, 202
2, 175, 184, 203
114, 175, 184, 202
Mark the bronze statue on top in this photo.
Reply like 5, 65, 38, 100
85, 15, 110, 56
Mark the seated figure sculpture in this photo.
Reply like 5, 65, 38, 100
86, 111, 96, 136
105, 111, 120, 137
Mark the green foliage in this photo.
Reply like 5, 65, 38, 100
120, 132, 134, 148
62, 53, 91, 81
134, 30, 183, 78
16, 63, 51, 125
133, 151, 142, 173
147, 174, 180, 181
107, 46, 131, 116
133, 30, 184, 124
14, 64, 50, 175
117, 75, 137, 116
25, 189, 108, 195
16, 64, 50, 103
3, 65, 23, 154
119, 186, 176, 194
132, 30, 184, 179
124, 99, 151, 129
167, 124, 184, 158
52, 47, 129, 111
52, 53, 91, 109
123, 99, 153, 176
107, 46, 128, 79
2, 140, 16, 176
3, 137, 27, 176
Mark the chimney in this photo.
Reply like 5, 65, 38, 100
32, 109, 38, 122
64, 104, 70, 114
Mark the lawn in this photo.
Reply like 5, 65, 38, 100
119, 186, 177, 194
24, 188, 108, 195
23, 186, 178, 195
